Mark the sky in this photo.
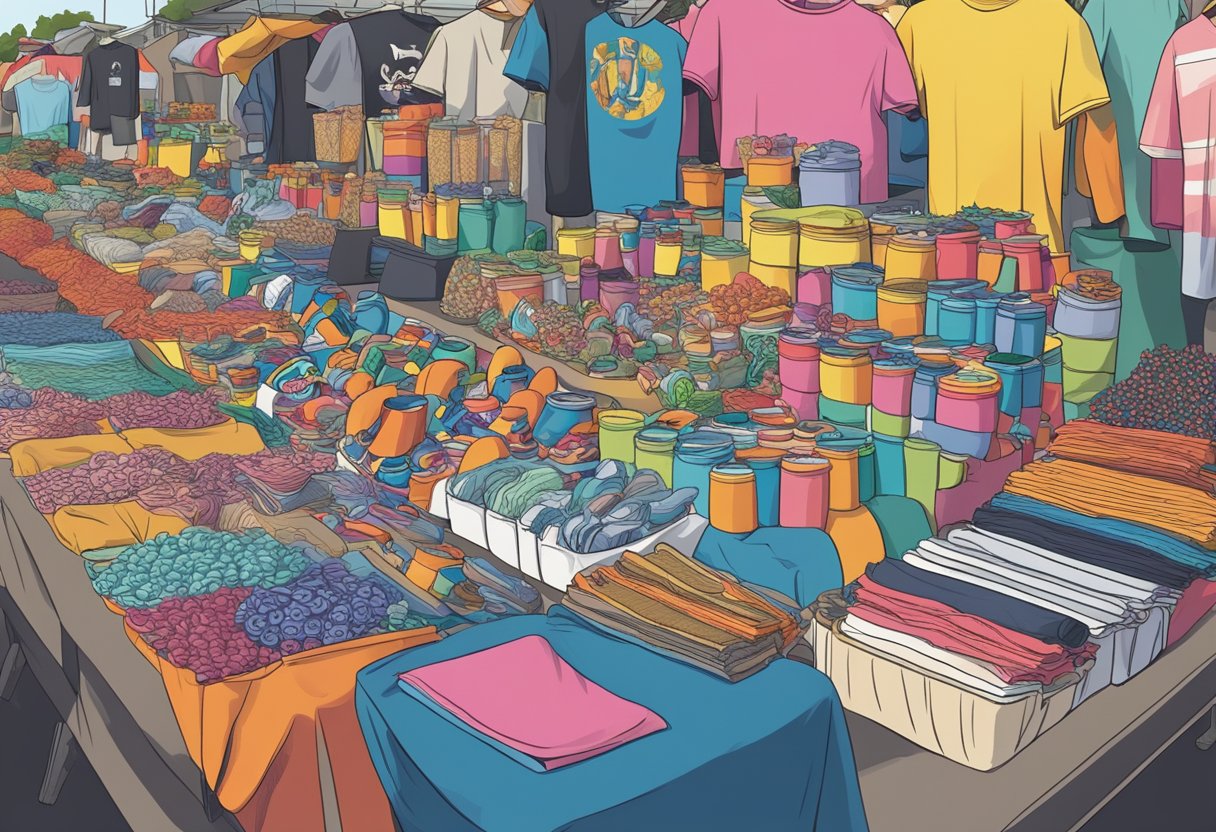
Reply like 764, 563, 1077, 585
0, 0, 153, 35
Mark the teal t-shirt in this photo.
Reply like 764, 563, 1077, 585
1082, 0, 1189, 245
584, 14, 687, 213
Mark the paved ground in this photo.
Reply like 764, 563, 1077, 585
0, 666, 1212, 832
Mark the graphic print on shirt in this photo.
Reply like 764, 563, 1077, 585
588, 37, 666, 121
108, 61, 124, 87
380, 43, 425, 107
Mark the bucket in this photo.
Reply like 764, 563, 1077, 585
876, 279, 928, 337
937, 296, 978, 343
910, 360, 956, 421
674, 431, 737, 517
740, 188, 775, 249
599, 275, 641, 316
884, 233, 937, 280
871, 222, 896, 270
778, 328, 821, 393
556, 226, 595, 259
935, 369, 1001, 433
994, 296, 1047, 356
1003, 235, 1047, 292
871, 359, 916, 416
984, 352, 1043, 436
738, 448, 784, 527
1056, 332, 1117, 374
779, 455, 831, 529
817, 445, 861, 512
819, 347, 872, 405
683, 163, 726, 208
994, 214, 1034, 240
635, 426, 679, 485
654, 232, 684, 278
1054, 285, 1121, 340
830, 263, 884, 321
797, 208, 871, 268
598, 409, 646, 465
747, 156, 793, 186
534, 392, 596, 447
935, 229, 981, 280
749, 217, 799, 267
709, 463, 759, 533
701, 237, 750, 292
798, 140, 861, 207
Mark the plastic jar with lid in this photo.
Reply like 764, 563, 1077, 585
598, 409, 646, 464
534, 391, 596, 448
779, 455, 832, 529
673, 430, 736, 517
819, 347, 873, 405
830, 263, 885, 321
635, 426, 679, 486
709, 463, 759, 533
885, 233, 938, 280
877, 278, 928, 337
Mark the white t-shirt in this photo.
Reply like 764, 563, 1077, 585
414, 10, 529, 120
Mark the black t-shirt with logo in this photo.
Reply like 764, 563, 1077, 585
349, 9, 442, 116
78, 41, 139, 133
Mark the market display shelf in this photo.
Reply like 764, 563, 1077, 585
387, 298, 660, 413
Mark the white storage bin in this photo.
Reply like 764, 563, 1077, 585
429, 476, 451, 520
448, 494, 488, 549
517, 523, 542, 580
485, 510, 521, 568
537, 513, 709, 591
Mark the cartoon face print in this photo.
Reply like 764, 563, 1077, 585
379, 43, 424, 106
108, 60, 124, 87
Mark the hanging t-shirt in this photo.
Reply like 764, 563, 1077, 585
305, 10, 441, 117
414, 10, 529, 121
270, 36, 320, 164
1142, 17, 1216, 300
683, 0, 916, 203
78, 41, 139, 133
584, 14, 686, 212
505, 0, 604, 217
234, 55, 275, 152
13, 76, 71, 136
897, 0, 1109, 253
1083, 0, 1188, 246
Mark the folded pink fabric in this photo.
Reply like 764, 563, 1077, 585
851, 576, 1095, 685
398, 635, 667, 770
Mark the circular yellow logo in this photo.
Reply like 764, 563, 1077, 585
589, 37, 665, 121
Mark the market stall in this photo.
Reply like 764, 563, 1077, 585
0, 0, 1213, 830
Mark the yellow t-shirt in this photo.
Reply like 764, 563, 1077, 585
897, 0, 1110, 252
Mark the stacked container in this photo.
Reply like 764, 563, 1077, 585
1054, 270, 1121, 413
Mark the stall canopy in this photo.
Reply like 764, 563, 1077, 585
159, 0, 484, 33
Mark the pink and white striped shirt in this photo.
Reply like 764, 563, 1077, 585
1142, 16, 1216, 299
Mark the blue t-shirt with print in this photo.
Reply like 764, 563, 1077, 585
584, 15, 686, 213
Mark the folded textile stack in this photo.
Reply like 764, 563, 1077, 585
1003, 458, 1216, 547
396, 634, 667, 772
1046, 419, 1216, 493
564, 544, 797, 681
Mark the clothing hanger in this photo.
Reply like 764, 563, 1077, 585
98, 35, 116, 45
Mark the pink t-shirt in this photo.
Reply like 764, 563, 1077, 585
683, 0, 917, 202
1141, 16, 1216, 299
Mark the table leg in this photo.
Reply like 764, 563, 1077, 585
0, 640, 25, 702
38, 721, 78, 805
1196, 706, 1216, 751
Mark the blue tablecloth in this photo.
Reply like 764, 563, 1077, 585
694, 526, 844, 608
356, 608, 868, 832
